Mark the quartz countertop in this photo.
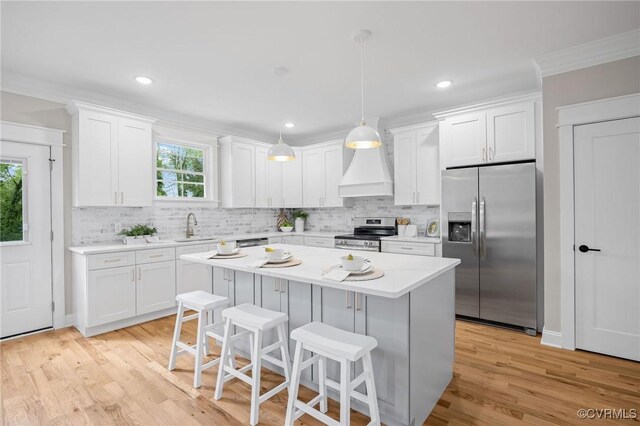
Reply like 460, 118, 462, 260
181, 243, 459, 299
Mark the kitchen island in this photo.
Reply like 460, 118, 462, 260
182, 244, 460, 426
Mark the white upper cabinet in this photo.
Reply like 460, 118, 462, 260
302, 140, 346, 208
254, 146, 269, 207
267, 155, 284, 208
438, 96, 538, 168
219, 137, 256, 208
390, 123, 440, 206
67, 102, 155, 207
281, 148, 302, 208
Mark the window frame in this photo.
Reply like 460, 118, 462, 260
153, 137, 214, 203
0, 156, 29, 246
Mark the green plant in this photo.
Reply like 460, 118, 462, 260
117, 224, 157, 237
292, 211, 309, 220
281, 219, 294, 227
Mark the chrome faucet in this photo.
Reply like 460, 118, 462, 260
186, 212, 198, 238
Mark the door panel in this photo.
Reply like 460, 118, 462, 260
254, 147, 269, 207
1, 142, 52, 338
232, 143, 255, 207
282, 149, 302, 207
267, 159, 283, 208
442, 168, 479, 317
323, 146, 343, 207
302, 149, 323, 207
136, 260, 176, 315
479, 163, 536, 328
575, 117, 640, 361
393, 132, 416, 205
87, 266, 136, 327
318, 287, 355, 383
78, 111, 117, 206
416, 126, 440, 205
444, 112, 486, 168
118, 118, 152, 206
487, 102, 535, 163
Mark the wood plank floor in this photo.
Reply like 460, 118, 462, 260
2, 317, 638, 425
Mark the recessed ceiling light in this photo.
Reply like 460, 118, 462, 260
436, 80, 452, 89
135, 76, 153, 85
284, 122, 295, 128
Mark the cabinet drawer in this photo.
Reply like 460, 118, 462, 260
268, 237, 283, 244
303, 236, 334, 248
381, 241, 435, 256
176, 244, 211, 257
88, 251, 136, 270
136, 247, 175, 264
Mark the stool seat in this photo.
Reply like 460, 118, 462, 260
176, 290, 228, 311
223, 303, 288, 331
291, 322, 377, 361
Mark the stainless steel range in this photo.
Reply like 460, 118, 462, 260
334, 217, 396, 252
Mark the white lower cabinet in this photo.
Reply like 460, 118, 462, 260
176, 244, 213, 294
381, 241, 436, 256
136, 260, 176, 315
87, 265, 137, 327
303, 235, 334, 248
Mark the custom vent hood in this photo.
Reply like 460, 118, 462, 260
339, 119, 393, 197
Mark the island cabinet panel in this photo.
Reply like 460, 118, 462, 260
355, 293, 410, 425
231, 271, 256, 353
176, 244, 213, 295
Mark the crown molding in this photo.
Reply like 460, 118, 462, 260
385, 110, 437, 130
433, 90, 541, 119
1, 72, 273, 142
534, 29, 640, 78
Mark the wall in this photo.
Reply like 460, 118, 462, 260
542, 56, 640, 333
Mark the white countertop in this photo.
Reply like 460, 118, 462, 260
381, 235, 441, 244
67, 231, 339, 255
181, 244, 459, 299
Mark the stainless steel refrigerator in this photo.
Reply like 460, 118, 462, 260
442, 162, 537, 334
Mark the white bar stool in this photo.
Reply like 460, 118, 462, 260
214, 303, 292, 426
285, 322, 380, 426
168, 290, 232, 388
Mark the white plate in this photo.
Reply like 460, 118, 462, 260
338, 262, 373, 275
215, 248, 240, 256
264, 253, 292, 264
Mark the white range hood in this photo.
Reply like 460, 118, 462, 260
339, 119, 393, 197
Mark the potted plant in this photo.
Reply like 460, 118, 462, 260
292, 211, 309, 233
280, 218, 294, 233
117, 224, 157, 245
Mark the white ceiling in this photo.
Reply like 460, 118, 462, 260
2, 1, 639, 141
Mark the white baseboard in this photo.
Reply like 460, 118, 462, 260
541, 327, 563, 348
64, 314, 76, 328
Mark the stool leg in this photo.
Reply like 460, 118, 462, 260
318, 355, 328, 413
168, 302, 184, 371
362, 353, 380, 425
339, 359, 351, 426
214, 318, 232, 400
203, 309, 210, 356
193, 310, 206, 388
276, 323, 291, 382
284, 341, 303, 426
249, 330, 263, 426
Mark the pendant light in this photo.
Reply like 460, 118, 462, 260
345, 30, 382, 150
267, 67, 296, 161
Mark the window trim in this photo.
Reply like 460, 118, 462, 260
153, 137, 214, 202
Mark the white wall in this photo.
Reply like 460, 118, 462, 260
541, 56, 640, 333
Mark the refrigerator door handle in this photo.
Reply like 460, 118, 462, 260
471, 197, 478, 257
480, 197, 486, 260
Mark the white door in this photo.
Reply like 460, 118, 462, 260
415, 126, 440, 205
444, 112, 486, 168
176, 244, 213, 294
574, 117, 640, 361
118, 118, 152, 206
323, 145, 343, 207
254, 146, 269, 207
232, 143, 255, 207
302, 149, 323, 207
282, 149, 302, 208
1, 142, 53, 338
393, 132, 416, 205
86, 266, 136, 327
267, 159, 283, 208
486, 101, 535, 164
136, 260, 176, 315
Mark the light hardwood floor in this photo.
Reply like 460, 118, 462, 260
2, 317, 638, 425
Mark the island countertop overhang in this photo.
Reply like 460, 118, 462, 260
180, 244, 460, 299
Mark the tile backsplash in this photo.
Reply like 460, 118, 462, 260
71, 200, 439, 245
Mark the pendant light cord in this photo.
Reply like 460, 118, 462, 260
360, 37, 365, 124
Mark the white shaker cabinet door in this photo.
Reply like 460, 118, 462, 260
176, 244, 213, 294
136, 260, 176, 315
415, 125, 440, 205
118, 118, 153, 206
254, 146, 269, 207
77, 110, 118, 206
393, 131, 417, 205
486, 101, 535, 164
323, 145, 344, 207
282, 150, 303, 208
232, 142, 255, 207
87, 266, 136, 327
267, 158, 283, 208
444, 112, 486, 168
302, 148, 324, 207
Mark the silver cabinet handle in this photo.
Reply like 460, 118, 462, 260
480, 197, 486, 260
137, 267, 142, 280
400, 246, 414, 250
355, 293, 362, 311
274, 279, 279, 292
130, 269, 135, 282
149, 254, 163, 258
489, 147, 494, 161
114, 192, 118, 205
104, 258, 121, 263
417, 192, 420, 203
471, 197, 478, 258
412, 192, 415, 203
345, 291, 352, 309
120, 192, 124, 205
482, 147, 486, 162
280, 280, 286, 294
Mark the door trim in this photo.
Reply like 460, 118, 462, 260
1, 121, 66, 330
557, 93, 640, 351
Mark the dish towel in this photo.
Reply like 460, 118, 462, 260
322, 269, 350, 282
246, 259, 269, 269
204, 251, 218, 259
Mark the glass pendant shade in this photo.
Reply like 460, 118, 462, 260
345, 122, 382, 149
267, 137, 295, 161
